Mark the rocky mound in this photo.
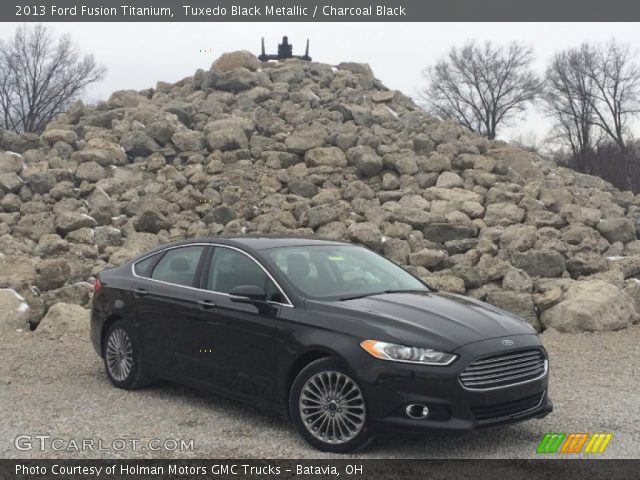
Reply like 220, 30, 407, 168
2, 50, 640, 334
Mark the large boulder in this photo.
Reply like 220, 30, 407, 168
347, 146, 383, 177
36, 258, 71, 291
0, 255, 37, 290
0, 289, 31, 332
486, 291, 539, 330
285, 127, 328, 153
211, 50, 260, 72
511, 250, 566, 278
541, 280, 636, 332
34, 303, 89, 340
596, 217, 636, 244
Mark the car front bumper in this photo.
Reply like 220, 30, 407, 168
355, 334, 552, 433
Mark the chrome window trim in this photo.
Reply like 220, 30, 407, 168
130, 243, 294, 308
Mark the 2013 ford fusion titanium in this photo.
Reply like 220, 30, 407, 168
90, 237, 552, 452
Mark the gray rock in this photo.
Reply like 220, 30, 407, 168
305, 147, 347, 168
34, 303, 89, 339
211, 50, 260, 72
502, 267, 533, 293
134, 209, 172, 233
75, 161, 107, 182
307, 204, 345, 229
423, 223, 478, 243
511, 249, 566, 278
436, 171, 464, 188
596, 217, 636, 244
348, 222, 382, 250
500, 224, 537, 252
0, 172, 24, 192
36, 258, 71, 291
0, 288, 31, 331
541, 280, 635, 332
0, 152, 24, 173
55, 212, 97, 236
42, 282, 93, 308
172, 129, 205, 151
206, 68, 258, 92
285, 127, 328, 153
41, 128, 77, 145
206, 127, 249, 152
484, 203, 525, 227
486, 291, 539, 330
203, 206, 236, 225
383, 238, 411, 264
566, 252, 608, 278
409, 249, 446, 268
347, 145, 383, 177
315, 221, 347, 241
120, 131, 160, 157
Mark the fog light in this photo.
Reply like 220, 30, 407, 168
405, 404, 429, 419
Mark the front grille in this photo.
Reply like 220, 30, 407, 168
459, 348, 546, 389
471, 392, 545, 422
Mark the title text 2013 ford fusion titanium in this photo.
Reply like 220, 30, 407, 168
91, 237, 552, 452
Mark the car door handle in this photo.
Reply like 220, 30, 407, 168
197, 299, 216, 309
133, 288, 148, 297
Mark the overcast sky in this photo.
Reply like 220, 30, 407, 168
2, 22, 639, 142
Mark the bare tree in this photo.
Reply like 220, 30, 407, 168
544, 45, 601, 173
0, 24, 105, 133
581, 40, 640, 152
421, 41, 542, 140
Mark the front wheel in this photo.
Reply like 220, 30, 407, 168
103, 320, 150, 390
289, 358, 370, 453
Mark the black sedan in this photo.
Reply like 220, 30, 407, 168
91, 237, 552, 452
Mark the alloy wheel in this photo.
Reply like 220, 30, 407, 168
298, 370, 366, 444
105, 327, 133, 382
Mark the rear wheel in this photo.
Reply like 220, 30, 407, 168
103, 320, 150, 390
289, 358, 370, 452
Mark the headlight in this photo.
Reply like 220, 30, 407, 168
360, 340, 457, 366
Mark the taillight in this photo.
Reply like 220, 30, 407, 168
94, 277, 103, 293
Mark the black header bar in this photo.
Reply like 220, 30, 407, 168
5, 0, 640, 22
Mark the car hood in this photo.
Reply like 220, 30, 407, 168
322, 291, 536, 352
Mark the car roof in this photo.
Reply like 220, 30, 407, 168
220, 236, 350, 251
127, 236, 352, 263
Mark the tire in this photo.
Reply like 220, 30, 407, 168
103, 320, 150, 390
289, 358, 371, 453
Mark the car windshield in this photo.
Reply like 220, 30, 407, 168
265, 245, 428, 301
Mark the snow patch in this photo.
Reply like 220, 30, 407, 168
80, 213, 96, 222
0, 288, 25, 302
384, 106, 399, 119
607, 256, 629, 260
17, 303, 29, 313
96, 187, 111, 199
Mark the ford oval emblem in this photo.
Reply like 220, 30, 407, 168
501, 339, 514, 346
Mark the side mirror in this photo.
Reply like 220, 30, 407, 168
229, 285, 267, 302
229, 285, 273, 314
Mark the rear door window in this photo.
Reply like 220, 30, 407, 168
133, 253, 160, 277
151, 246, 205, 287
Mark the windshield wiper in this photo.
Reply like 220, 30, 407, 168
339, 289, 428, 301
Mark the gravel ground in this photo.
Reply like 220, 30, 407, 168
1, 325, 638, 459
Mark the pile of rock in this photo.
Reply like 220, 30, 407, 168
2, 50, 640, 334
